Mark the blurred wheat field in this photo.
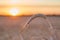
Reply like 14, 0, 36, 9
0, 16, 60, 40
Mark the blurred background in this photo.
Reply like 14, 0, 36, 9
0, 0, 60, 40
0, 0, 60, 16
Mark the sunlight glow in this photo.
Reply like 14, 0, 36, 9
10, 0, 19, 4
9, 8, 19, 16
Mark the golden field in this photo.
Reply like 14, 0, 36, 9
0, 16, 60, 40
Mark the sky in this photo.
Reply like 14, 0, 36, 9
0, 0, 60, 5
0, 0, 60, 15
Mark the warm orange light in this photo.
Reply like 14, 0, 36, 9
9, 8, 19, 16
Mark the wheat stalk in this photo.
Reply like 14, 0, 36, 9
21, 14, 57, 40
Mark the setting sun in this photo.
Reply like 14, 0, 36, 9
9, 8, 19, 16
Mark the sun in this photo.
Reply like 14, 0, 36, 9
9, 8, 19, 16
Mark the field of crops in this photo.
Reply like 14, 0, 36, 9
0, 16, 60, 40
